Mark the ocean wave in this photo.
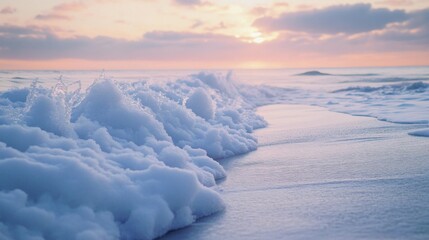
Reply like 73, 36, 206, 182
11, 77, 29, 80
409, 128, 429, 137
341, 77, 429, 83
295, 70, 378, 77
0, 72, 277, 240
306, 81, 429, 127
296, 70, 331, 76
332, 81, 429, 94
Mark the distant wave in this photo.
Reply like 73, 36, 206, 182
337, 73, 379, 76
409, 128, 429, 137
333, 81, 429, 93
10, 80, 25, 84
342, 77, 429, 83
296, 70, 331, 76
296, 70, 378, 77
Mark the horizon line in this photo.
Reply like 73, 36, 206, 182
2, 65, 429, 72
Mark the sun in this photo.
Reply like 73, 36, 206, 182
252, 37, 265, 44
250, 31, 266, 44
247, 30, 279, 44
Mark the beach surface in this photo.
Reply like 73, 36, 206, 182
162, 104, 429, 239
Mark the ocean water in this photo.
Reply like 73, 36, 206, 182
162, 104, 429, 240
2, 66, 429, 124
0, 67, 428, 239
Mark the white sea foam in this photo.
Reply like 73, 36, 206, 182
0, 72, 272, 240
319, 81, 429, 124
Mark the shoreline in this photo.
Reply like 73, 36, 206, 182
162, 104, 429, 240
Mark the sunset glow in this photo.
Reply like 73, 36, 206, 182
0, 0, 428, 69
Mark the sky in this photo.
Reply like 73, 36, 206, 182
0, 0, 428, 69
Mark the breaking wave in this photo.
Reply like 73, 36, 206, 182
0, 72, 276, 240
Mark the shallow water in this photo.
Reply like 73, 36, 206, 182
162, 104, 429, 240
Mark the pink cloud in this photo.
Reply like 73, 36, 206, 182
0, 6, 16, 14
274, 2, 289, 8
173, 0, 202, 6
249, 2, 289, 16
35, 13, 71, 21
0, 23, 427, 63
1, 6, 428, 68
204, 22, 227, 31
190, 20, 204, 29
296, 4, 313, 11
53, 2, 87, 12
172, 0, 213, 8
254, 4, 408, 34
34, 1, 86, 21
249, 7, 268, 16
378, 0, 414, 7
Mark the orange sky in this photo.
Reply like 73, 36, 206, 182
0, 0, 428, 69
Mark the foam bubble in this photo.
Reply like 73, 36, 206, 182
0, 72, 276, 239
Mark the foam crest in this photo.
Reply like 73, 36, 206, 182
0, 71, 278, 239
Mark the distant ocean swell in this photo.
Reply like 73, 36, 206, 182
293, 71, 429, 126
325, 81, 429, 125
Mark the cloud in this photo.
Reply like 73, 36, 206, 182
0, 9, 428, 65
407, 8, 429, 28
378, 0, 414, 7
172, 0, 214, 8
173, 0, 202, 6
274, 2, 289, 8
35, 13, 71, 21
0, 24, 54, 37
34, 1, 86, 21
254, 3, 408, 34
204, 22, 227, 31
0, 6, 16, 14
143, 31, 223, 41
249, 2, 289, 17
190, 20, 204, 29
249, 7, 268, 16
367, 8, 429, 46
0, 26, 244, 61
53, 1, 86, 12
